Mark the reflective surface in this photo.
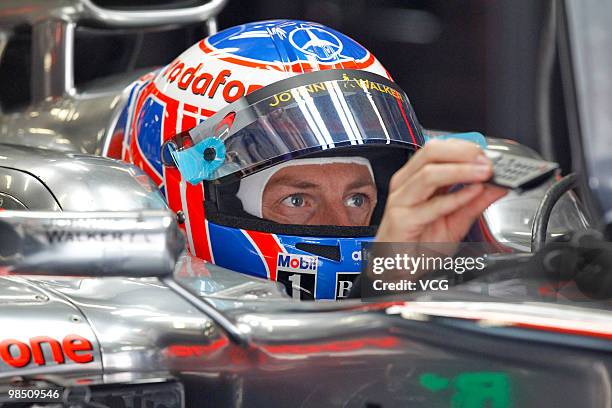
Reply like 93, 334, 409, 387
0, 0, 226, 154
1, 264, 610, 406
482, 137, 589, 251
0, 276, 102, 381
0, 73, 145, 154
0, 167, 60, 211
0, 1, 608, 405
0, 143, 167, 211
0, 210, 184, 277
40, 275, 223, 383
79, 0, 228, 28
174, 255, 289, 301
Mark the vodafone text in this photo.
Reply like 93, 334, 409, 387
0, 335, 94, 368
162, 60, 263, 103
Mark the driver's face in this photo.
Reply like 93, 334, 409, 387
261, 163, 377, 226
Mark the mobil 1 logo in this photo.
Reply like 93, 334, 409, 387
335, 272, 360, 299
276, 253, 318, 300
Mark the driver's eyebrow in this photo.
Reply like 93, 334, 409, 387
267, 177, 320, 189
345, 179, 376, 190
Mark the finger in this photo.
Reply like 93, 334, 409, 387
406, 183, 485, 227
445, 185, 508, 237
434, 186, 450, 196
389, 162, 493, 207
390, 139, 488, 191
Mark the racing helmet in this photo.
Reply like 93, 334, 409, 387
112, 20, 424, 299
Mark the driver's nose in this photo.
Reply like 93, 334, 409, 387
310, 200, 355, 226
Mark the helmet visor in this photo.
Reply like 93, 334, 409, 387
166, 69, 423, 184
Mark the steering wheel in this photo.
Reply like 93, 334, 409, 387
530, 173, 578, 252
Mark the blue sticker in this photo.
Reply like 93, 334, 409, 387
424, 132, 487, 149
171, 137, 226, 184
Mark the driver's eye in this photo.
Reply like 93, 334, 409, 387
345, 193, 367, 208
282, 194, 305, 208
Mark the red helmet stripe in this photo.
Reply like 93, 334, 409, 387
183, 103, 199, 114
164, 168, 183, 215
243, 230, 283, 281
181, 108, 198, 130
201, 108, 216, 118
199, 40, 284, 71
185, 182, 212, 260
151, 83, 215, 261
198, 40, 376, 73
240, 230, 270, 278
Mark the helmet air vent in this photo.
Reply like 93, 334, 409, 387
295, 242, 341, 262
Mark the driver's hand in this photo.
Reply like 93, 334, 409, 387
376, 139, 507, 243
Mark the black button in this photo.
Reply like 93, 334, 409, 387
203, 147, 216, 162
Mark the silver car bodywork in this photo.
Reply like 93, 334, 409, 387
0, 0, 227, 153
1, 208, 611, 407
0, 1, 608, 407
0, 118, 601, 408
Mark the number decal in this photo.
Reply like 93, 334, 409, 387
278, 270, 316, 300
276, 253, 319, 300
335, 272, 360, 299
288, 274, 302, 299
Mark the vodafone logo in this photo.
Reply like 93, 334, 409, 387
162, 59, 263, 103
0, 335, 94, 368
